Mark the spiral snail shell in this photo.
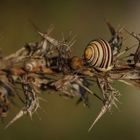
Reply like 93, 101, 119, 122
24, 58, 46, 72
84, 39, 113, 72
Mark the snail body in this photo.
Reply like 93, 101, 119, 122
69, 56, 84, 70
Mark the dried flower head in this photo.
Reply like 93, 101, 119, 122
0, 21, 139, 132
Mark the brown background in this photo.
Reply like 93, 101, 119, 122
0, 0, 140, 140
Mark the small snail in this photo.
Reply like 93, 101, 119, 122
24, 58, 46, 72
84, 39, 113, 72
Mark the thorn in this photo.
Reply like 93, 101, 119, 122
47, 24, 55, 35
38, 31, 44, 37
112, 100, 119, 109
106, 21, 116, 36
35, 111, 42, 120
61, 32, 65, 42
88, 104, 108, 132
77, 82, 103, 102
5, 110, 26, 129
29, 20, 42, 34
114, 96, 121, 103
38, 97, 47, 103
28, 111, 33, 120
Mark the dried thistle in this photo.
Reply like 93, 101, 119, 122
0, 21, 139, 132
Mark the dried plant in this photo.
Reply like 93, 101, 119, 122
0, 21, 139, 131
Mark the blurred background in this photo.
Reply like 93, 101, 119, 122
0, 0, 140, 140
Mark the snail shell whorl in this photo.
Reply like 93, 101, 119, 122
84, 39, 113, 71
25, 58, 46, 72
25, 61, 37, 72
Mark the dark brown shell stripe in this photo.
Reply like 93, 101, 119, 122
90, 42, 100, 66
99, 39, 111, 69
97, 39, 106, 68
101, 39, 112, 68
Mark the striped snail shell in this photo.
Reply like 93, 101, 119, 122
84, 39, 113, 72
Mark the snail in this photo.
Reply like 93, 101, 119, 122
84, 39, 113, 72
24, 58, 46, 72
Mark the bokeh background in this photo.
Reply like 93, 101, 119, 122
0, 0, 140, 140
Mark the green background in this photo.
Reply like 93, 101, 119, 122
0, 0, 140, 140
